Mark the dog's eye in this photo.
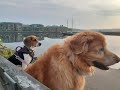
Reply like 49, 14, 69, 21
97, 48, 104, 55
33, 39, 37, 41
99, 48, 104, 52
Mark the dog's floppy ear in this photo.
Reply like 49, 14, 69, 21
70, 35, 93, 54
23, 37, 32, 47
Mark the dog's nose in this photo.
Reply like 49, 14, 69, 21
113, 55, 120, 63
35, 42, 41, 47
38, 42, 41, 46
36, 42, 41, 47
116, 57, 120, 63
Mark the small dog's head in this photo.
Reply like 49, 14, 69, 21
23, 35, 41, 48
65, 31, 120, 74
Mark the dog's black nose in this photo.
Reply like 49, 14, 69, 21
36, 42, 41, 47
38, 42, 41, 46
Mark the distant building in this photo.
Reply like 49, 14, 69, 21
45, 25, 68, 32
0, 22, 22, 31
30, 24, 44, 31
22, 25, 31, 31
0, 22, 71, 42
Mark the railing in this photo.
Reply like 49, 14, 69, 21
0, 56, 50, 90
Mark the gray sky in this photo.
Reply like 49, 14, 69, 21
1, 0, 120, 29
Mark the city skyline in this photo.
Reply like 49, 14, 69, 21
1, 0, 120, 29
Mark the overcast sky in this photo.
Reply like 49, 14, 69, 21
1, 0, 120, 29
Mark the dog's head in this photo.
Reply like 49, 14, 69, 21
23, 35, 41, 48
65, 31, 120, 74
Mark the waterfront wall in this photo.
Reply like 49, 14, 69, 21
0, 56, 50, 90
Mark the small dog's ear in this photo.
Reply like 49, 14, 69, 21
30, 37, 33, 40
23, 37, 31, 47
70, 35, 93, 54
23, 38, 28, 46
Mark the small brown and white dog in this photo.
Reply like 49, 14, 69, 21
8, 35, 41, 70
25, 31, 120, 90
23, 35, 41, 48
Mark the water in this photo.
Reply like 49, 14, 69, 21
3, 36, 120, 69
105, 35, 120, 69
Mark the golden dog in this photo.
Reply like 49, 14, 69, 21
25, 31, 120, 90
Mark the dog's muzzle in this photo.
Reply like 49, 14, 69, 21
36, 42, 41, 47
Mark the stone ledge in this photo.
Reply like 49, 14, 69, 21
0, 56, 50, 90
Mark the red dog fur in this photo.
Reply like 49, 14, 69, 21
25, 31, 120, 90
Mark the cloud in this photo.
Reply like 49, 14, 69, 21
1, 0, 120, 15
50, 0, 93, 11
1, 0, 120, 28
0, 0, 17, 7
51, 0, 120, 16
90, 0, 120, 16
